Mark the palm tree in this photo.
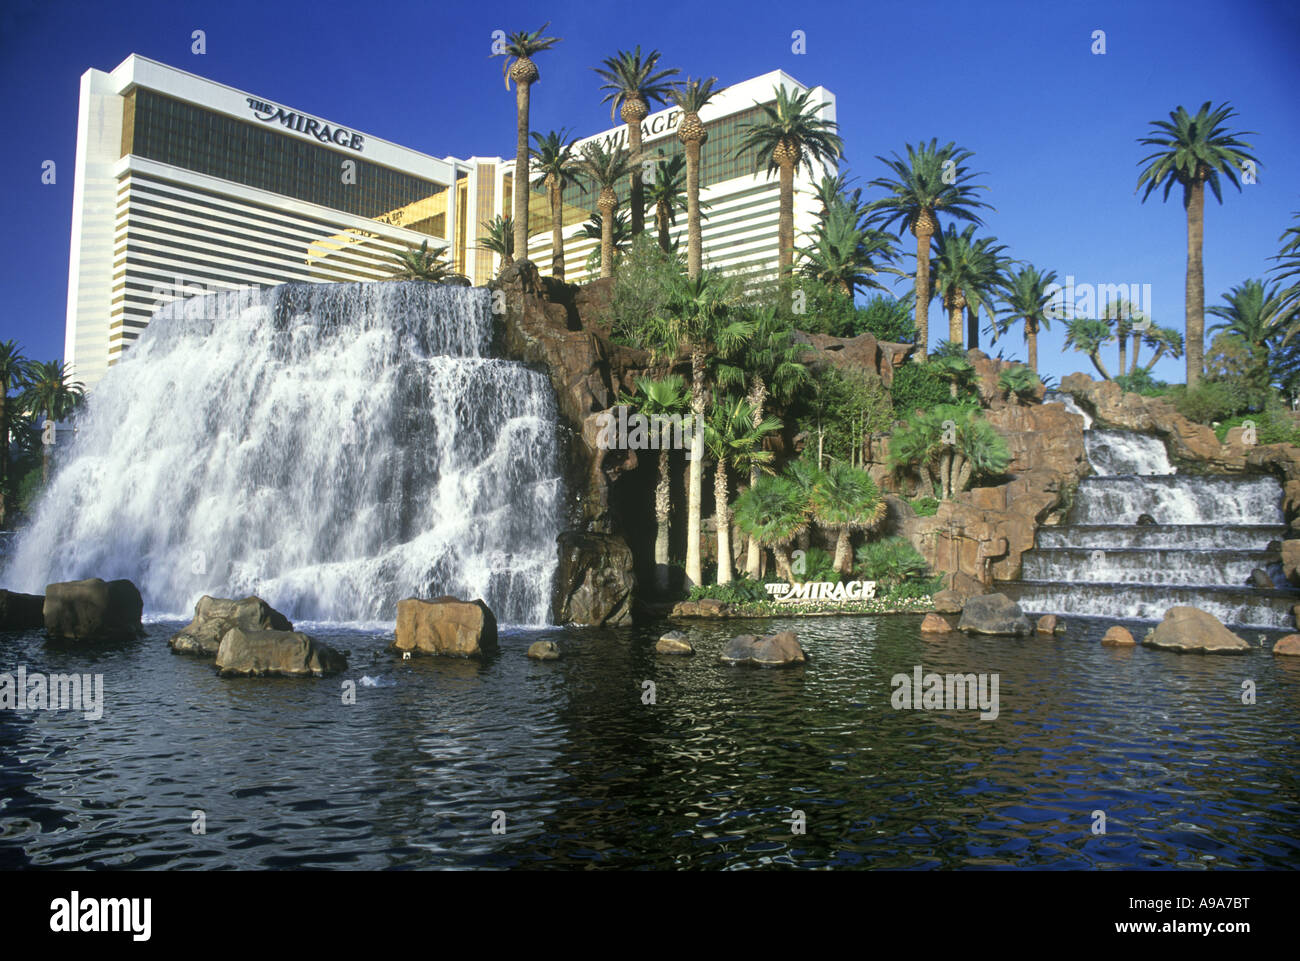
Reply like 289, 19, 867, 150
1207, 278, 1288, 394
889, 405, 1008, 501
811, 461, 886, 575
993, 263, 1058, 373
930, 225, 1006, 347
1136, 101, 1259, 388
624, 374, 690, 593
0, 340, 33, 525
594, 47, 678, 240
575, 141, 636, 279
733, 474, 808, 583
580, 209, 632, 276
21, 360, 84, 484
494, 23, 562, 261
478, 215, 514, 269
389, 240, 466, 282
670, 77, 720, 279
643, 154, 689, 254
1064, 317, 1116, 380
929, 351, 977, 399
868, 140, 992, 360
705, 396, 781, 584
1099, 298, 1144, 376
530, 129, 578, 280
644, 271, 753, 587
798, 199, 901, 298
1138, 325, 1185, 374
738, 306, 810, 577
1271, 210, 1300, 338
735, 85, 844, 279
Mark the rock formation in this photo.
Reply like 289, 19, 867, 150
216, 628, 348, 676
43, 578, 143, 642
392, 597, 499, 657
168, 595, 293, 656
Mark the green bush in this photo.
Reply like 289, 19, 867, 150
794, 546, 839, 582
854, 536, 930, 587
687, 574, 771, 605
1113, 368, 1169, 396
998, 365, 1041, 398
1214, 403, 1300, 445
840, 295, 916, 343
890, 361, 969, 417
908, 496, 940, 516
1169, 379, 1255, 425
608, 235, 687, 348
883, 573, 944, 602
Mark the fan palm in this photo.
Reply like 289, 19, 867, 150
1207, 278, 1289, 393
1136, 101, 1259, 387
705, 396, 781, 584
1064, 317, 1117, 380
811, 461, 887, 575
734, 85, 844, 279
0, 340, 33, 525
594, 47, 678, 240
798, 199, 901, 298
624, 374, 690, 592
478, 215, 514, 269
669, 77, 721, 279
733, 474, 809, 583
992, 263, 1058, 372
580, 209, 632, 276
529, 129, 578, 280
930, 224, 1007, 347
575, 141, 636, 279
21, 360, 85, 484
643, 154, 689, 254
494, 23, 561, 261
889, 405, 1008, 501
867, 140, 992, 360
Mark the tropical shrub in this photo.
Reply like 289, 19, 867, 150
688, 574, 770, 604
841, 295, 916, 342
890, 361, 965, 417
998, 365, 1041, 400
889, 404, 1011, 499
793, 546, 839, 583
1168, 379, 1255, 424
1214, 402, 1300, 445
908, 495, 940, 516
855, 536, 930, 588
1113, 367, 1169, 396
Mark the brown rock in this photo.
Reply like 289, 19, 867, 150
392, 597, 499, 658
1273, 634, 1300, 656
1145, 606, 1250, 654
1101, 625, 1136, 646
526, 640, 560, 660
216, 628, 347, 677
43, 578, 143, 643
1036, 614, 1061, 634
957, 593, 1033, 636
655, 631, 694, 655
168, 595, 292, 657
719, 630, 806, 667
0, 589, 44, 631
1283, 540, 1300, 587
553, 531, 635, 626
920, 613, 955, 634
932, 590, 965, 614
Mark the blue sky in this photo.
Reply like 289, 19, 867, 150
1, 0, 1297, 385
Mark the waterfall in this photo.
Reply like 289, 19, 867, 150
3, 282, 564, 625
1011, 404, 1295, 629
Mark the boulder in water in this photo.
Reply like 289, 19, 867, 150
0, 589, 44, 631
656, 631, 694, 655
526, 640, 561, 660
1273, 634, 1300, 656
920, 613, 956, 634
392, 597, 498, 658
168, 595, 293, 656
931, 590, 965, 614
1036, 614, 1063, 634
1135, 513, 1157, 526
43, 578, 143, 642
1248, 568, 1274, 590
720, 631, 805, 667
216, 628, 347, 677
957, 593, 1033, 636
1101, 625, 1136, 646
1145, 607, 1249, 654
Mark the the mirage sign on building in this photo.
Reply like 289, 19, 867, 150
765, 581, 878, 603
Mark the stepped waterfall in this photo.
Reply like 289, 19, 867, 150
3, 282, 564, 625
1012, 394, 1295, 629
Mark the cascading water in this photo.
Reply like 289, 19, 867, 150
2, 282, 564, 625
1011, 395, 1296, 629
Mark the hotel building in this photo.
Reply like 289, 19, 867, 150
65, 55, 836, 388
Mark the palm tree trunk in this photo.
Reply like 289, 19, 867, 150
778, 160, 795, 279
686, 140, 702, 280
654, 446, 671, 592
685, 349, 706, 588
1143, 344, 1166, 373
629, 123, 644, 238
714, 457, 732, 584
600, 208, 615, 279
550, 184, 565, 280
513, 81, 531, 262
966, 304, 979, 350
919, 462, 936, 499
913, 219, 934, 359
938, 450, 953, 499
657, 202, 671, 254
1026, 317, 1038, 372
954, 457, 973, 495
1186, 179, 1206, 388
833, 526, 853, 575
773, 544, 794, 583
1089, 351, 1112, 381
1118, 332, 1127, 379
1130, 331, 1141, 374
744, 378, 768, 579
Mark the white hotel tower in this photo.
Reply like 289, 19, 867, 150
65, 55, 836, 388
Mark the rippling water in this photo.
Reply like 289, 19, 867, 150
2, 615, 1298, 869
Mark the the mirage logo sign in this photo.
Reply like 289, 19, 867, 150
50, 892, 151, 941
246, 97, 365, 151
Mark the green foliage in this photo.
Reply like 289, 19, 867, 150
608, 235, 688, 346
854, 536, 930, 587
688, 574, 770, 604
1113, 367, 1169, 396
1168, 379, 1256, 424
792, 364, 893, 467
908, 495, 940, 516
1213, 401, 1300, 445
998, 364, 1041, 398
795, 546, 839, 583
883, 573, 945, 602
890, 360, 971, 417
733, 474, 809, 547
845, 295, 916, 342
